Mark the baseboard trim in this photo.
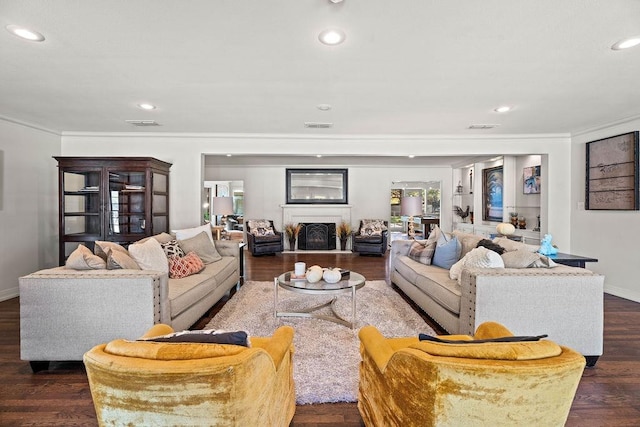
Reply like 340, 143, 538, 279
0, 286, 19, 303
605, 285, 640, 304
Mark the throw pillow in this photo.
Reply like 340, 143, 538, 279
93, 241, 128, 261
476, 239, 506, 255
106, 248, 141, 270
493, 237, 540, 253
66, 244, 107, 270
140, 329, 250, 347
247, 219, 275, 236
135, 232, 174, 245
128, 237, 169, 273
449, 247, 505, 280
161, 239, 185, 258
501, 251, 558, 268
178, 231, 222, 264
418, 334, 548, 344
408, 240, 436, 265
451, 230, 484, 258
168, 251, 205, 279
432, 232, 461, 270
174, 224, 215, 244
359, 219, 387, 236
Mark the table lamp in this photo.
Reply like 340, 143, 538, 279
401, 196, 423, 239
212, 197, 234, 239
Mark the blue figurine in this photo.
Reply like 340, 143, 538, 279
539, 234, 557, 256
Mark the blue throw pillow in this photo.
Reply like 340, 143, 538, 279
432, 233, 461, 270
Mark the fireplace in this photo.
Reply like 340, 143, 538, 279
298, 223, 337, 250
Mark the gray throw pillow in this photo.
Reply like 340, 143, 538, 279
178, 231, 222, 264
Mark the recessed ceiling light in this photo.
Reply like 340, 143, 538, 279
138, 103, 156, 110
318, 29, 346, 46
226, 154, 232, 157
611, 36, 640, 50
408, 155, 415, 158
6, 25, 45, 42
316, 154, 323, 158
494, 105, 511, 113
317, 104, 332, 111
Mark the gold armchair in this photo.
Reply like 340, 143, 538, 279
358, 322, 585, 427
84, 324, 295, 427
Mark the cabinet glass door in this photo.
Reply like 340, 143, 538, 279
107, 170, 147, 237
62, 170, 101, 236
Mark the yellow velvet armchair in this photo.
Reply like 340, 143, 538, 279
84, 324, 295, 427
358, 322, 585, 427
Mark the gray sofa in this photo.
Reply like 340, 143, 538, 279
19, 239, 240, 372
389, 235, 605, 366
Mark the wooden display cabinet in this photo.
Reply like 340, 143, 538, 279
55, 157, 172, 265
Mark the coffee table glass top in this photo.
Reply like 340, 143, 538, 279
277, 271, 366, 294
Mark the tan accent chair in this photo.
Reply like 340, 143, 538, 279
358, 322, 585, 427
84, 324, 295, 427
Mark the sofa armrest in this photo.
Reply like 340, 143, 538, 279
458, 266, 604, 356
19, 269, 169, 362
389, 240, 414, 272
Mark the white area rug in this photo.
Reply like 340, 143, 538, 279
205, 280, 435, 404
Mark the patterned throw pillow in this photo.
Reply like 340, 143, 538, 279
408, 241, 436, 265
247, 220, 275, 236
359, 219, 387, 236
161, 239, 185, 258
168, 251, 205, 279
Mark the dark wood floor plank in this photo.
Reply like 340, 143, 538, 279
1, 251, 639, 427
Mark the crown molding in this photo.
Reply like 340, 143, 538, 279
572, 113, 640, 138
0, 115, 61, 136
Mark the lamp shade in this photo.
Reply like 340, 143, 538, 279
401, 196, 423, 216
212, 197, 233, 215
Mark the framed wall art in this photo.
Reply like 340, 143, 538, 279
586, 131, 639, 210
523, 165, 541, 194
482, 165, 503, 221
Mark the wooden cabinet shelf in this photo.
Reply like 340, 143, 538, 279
55, 157, 172, 265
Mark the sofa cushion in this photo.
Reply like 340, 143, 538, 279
168, 251, 205, 279
408, 240, 436, 265
168, 258, 236, 319
178, 231, 222, 264
395, 256, 461, 315
128, 237, 169, 273
66, 244, 107, 270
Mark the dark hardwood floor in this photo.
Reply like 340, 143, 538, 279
1, 251, 639, 426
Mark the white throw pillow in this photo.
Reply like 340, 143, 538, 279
174, 224, 214, 244
128, 237, 169, 273
449, 247, 504, 280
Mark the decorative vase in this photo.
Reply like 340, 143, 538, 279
340, 238, 348, 251
288, 238, 296, 251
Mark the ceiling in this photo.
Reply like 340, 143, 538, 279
1, 0, 640, 136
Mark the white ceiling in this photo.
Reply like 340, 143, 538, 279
1, 0, 640, 136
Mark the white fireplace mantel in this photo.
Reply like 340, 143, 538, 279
280, 204, 352, 227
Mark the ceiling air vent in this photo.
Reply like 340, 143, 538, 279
304, 122, 333, 129
125, 120, 161, 127
468, 124, 500, 129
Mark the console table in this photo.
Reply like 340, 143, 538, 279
548, 253, 598, 269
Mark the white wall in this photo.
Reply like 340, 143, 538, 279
0, 119, 59, 301
572, 122, 640, 302
204, 163, 453, 231
61, 132, 573, 246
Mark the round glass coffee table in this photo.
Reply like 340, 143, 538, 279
274, 271, 366, 329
